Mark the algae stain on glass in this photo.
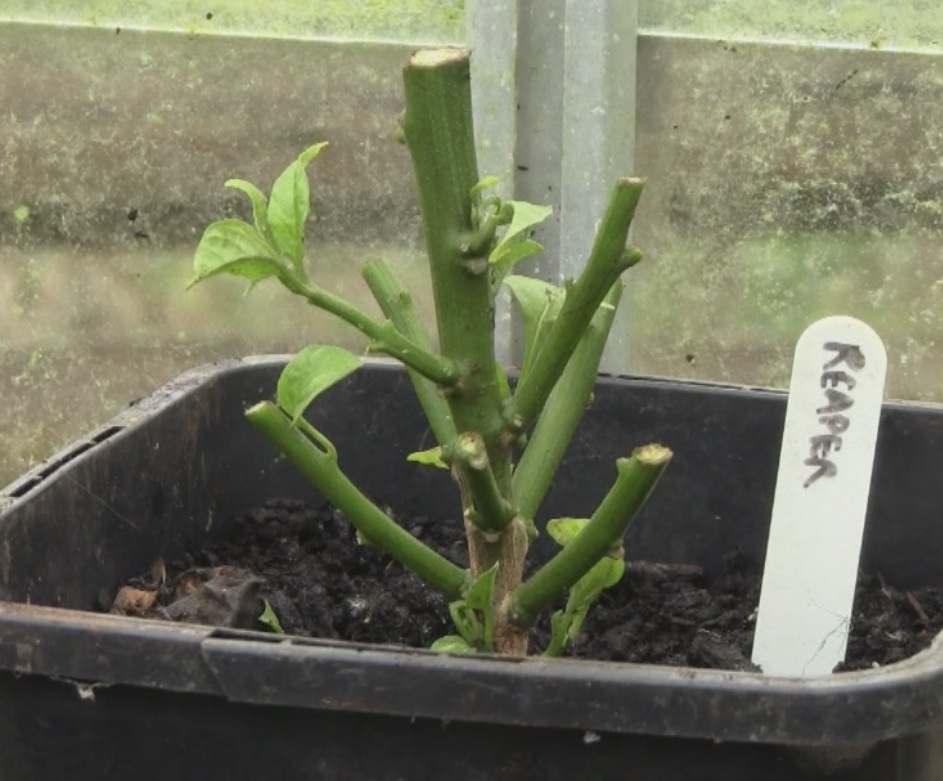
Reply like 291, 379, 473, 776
1, 0, 466, 43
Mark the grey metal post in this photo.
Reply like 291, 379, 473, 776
468, 0, 638, 372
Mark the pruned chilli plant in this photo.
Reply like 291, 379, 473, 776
189, 47, 671, 656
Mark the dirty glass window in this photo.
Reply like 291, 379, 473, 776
5, 2, 943, 488
630, 4, 943, 402
0, 5, 463, 485
640, 1, 943, 52
0, 1, 466, 43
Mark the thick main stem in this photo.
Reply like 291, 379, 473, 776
402, 48, 527, 654
401, 49, 509, 491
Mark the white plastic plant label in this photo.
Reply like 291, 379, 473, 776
752, 315, 887, 677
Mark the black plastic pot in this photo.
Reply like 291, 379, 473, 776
1, 358, 942, 780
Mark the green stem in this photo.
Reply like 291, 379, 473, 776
246, 400, 469, 600
452, 432, 516, 532
512, 282, 623, 520
510, 443, 672, 627
401, 48, 510, 489
280, 274, 460, 387
507, 178, 645, 429
362, 258, 457, 447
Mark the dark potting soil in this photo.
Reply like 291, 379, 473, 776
128, 498, 943, 672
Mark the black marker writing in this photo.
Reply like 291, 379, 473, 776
804, 342, 864, 488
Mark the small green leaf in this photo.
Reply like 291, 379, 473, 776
226, 179, 269, 238
276, 345, 361, 424
471, 174, 500, 198
464, 563, 498, 612
545, 608, 570, 657
189, 219, 283, 289
544, 557, 626, 658
445, 565, 499, 652
578, 556, 625, 596
407, 446, 449, 470
489, 200, 552, 277
258, 599, 285, 634
268, 142, 328, 272
431, 635, 477, 654
522, 300, 560, 380
491, 238, 544, 287
504, 276, 564, 345
504, 276, 564, 341
503, 276, 565, 383
548, 516, 623, 559
298, 142, 328, 167
598, 557, 625, 589
543, 518, 626, 657
569, 557, 625, 621
546, 517, 589, 548
448, 601, 482, 646
491, 201, 551, 258
462, 563, 498, 651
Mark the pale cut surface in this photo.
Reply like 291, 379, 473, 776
410, 47, 468, 68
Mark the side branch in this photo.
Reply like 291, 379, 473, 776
507, 178, 645, 429
452, 432, 516, 533
247, 401, 469, 600
362, 258, 457, 447
512, 282, 623, 520
510, 443, 671, 627
279, 274, 461, 387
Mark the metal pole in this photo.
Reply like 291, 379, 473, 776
469, 0, 638, 372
